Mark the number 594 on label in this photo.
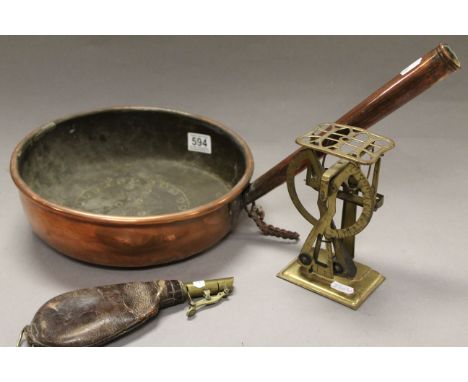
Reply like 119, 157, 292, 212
187, 132, 212, 154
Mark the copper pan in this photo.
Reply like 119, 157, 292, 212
10, 44, 460, 267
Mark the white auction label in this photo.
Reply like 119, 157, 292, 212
188, 132, 212, 154
400, 57, 422, 76
193, 280, 206, 288
330, 281, 354, 295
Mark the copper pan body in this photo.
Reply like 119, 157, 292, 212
11, 107, 254, 267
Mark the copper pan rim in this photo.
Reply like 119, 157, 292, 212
10, 106, 255, 226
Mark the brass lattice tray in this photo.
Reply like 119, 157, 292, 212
296, 123, 395, 165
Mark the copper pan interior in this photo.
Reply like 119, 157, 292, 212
16, 109, 250, 218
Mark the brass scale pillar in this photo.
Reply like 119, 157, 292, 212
278, 123, 395, 309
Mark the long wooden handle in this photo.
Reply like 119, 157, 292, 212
244, 43, 460, 205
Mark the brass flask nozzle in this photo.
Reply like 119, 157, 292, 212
183, 277, 234, 317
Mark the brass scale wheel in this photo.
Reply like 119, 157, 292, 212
286, 123, 395, 278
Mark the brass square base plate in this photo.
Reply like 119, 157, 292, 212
277, 259, 385, 310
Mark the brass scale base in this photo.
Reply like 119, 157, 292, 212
277, 251, 384, 310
